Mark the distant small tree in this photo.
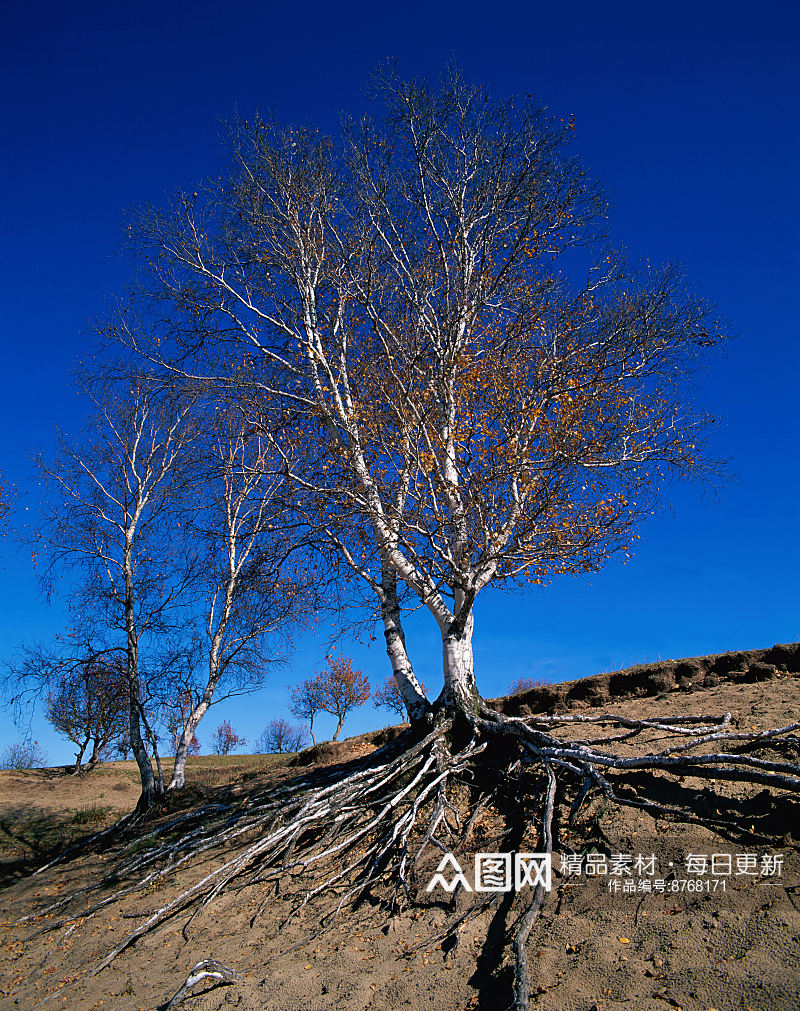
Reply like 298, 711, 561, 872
311, 653, 371, 742
45, 657, 129, 773
373, 676, 427, 722
0, 740, 48, 770
289, 679, 324, 746
113, 732, 131, 761
255, 718, 308, 754
508, 677, 548, 696
185, 734, 201, 756
210, 720, 246, 755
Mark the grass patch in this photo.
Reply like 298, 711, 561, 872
0, 754, 291, 888
0, 804, 118, 887
0, 809, 95, 887
71, 804, 113, 827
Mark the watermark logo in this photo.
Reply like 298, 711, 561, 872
426, 854, 472, 893
425, 850, 784, 896
427, 852, 552, 893
559, 850, 785, 895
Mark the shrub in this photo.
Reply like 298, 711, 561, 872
71, 804, 112, 826
0, 740, 48, 770
254, 718, 309, 754
508, 677, 548, 696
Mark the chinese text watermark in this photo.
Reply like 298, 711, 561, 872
425, 851, 783, 894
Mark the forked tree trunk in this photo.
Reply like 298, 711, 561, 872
437, 611, 479, 715
130, 702, 158, 812
380, 566, 429, 724
71, 735, 90, 775
82, 737, 102, 773
169, 699, 211, 790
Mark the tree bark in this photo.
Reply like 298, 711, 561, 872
130, 702, 157, 812
124, 522, 160, 810
82, 737, 102, 772
127, 639, 159, 811
437, 611, 479, 715
150, 732, 165, 796
71, 735, 89, 775
169, 699, 210, 790
380, 565, 429, 724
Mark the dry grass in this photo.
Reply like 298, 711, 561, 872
0, 753, 288, 886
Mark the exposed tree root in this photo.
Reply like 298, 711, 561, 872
160, 959, 242, 1010
512, 762, 556, 1011
11, 705, 800, 1009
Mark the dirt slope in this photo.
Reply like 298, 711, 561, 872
1, 644, 799, 1011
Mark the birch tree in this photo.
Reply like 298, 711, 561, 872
126, 66, 722, 719
166, 691, 201, 757
211, 720, 245, 755
254, 718, 308, 754
5, 638, 129, 773
168, 403, 316, 789
288, 677, 323, 746
45, 656, 129, 773
313, 652, 370, 742
36, 372, 197, 810
27, 71, 800, 1011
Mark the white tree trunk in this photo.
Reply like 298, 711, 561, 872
380, 567, 429, 723
169, 593, 228, 789
438, 612, 479, 714
169, 700, 210, 790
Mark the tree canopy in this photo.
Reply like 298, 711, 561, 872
123, 65, 726, 718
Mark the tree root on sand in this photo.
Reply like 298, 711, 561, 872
13, 707, 800, 1009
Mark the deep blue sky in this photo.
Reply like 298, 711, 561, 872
2, 1, 798, 762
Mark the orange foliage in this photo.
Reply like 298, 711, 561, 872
127, 70, 726, 706
211, 720, 246, 755
294, 651, 370, 742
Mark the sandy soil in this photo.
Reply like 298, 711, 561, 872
1, 645, 798, 1011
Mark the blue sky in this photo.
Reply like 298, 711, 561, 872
1, 1, 798, 762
